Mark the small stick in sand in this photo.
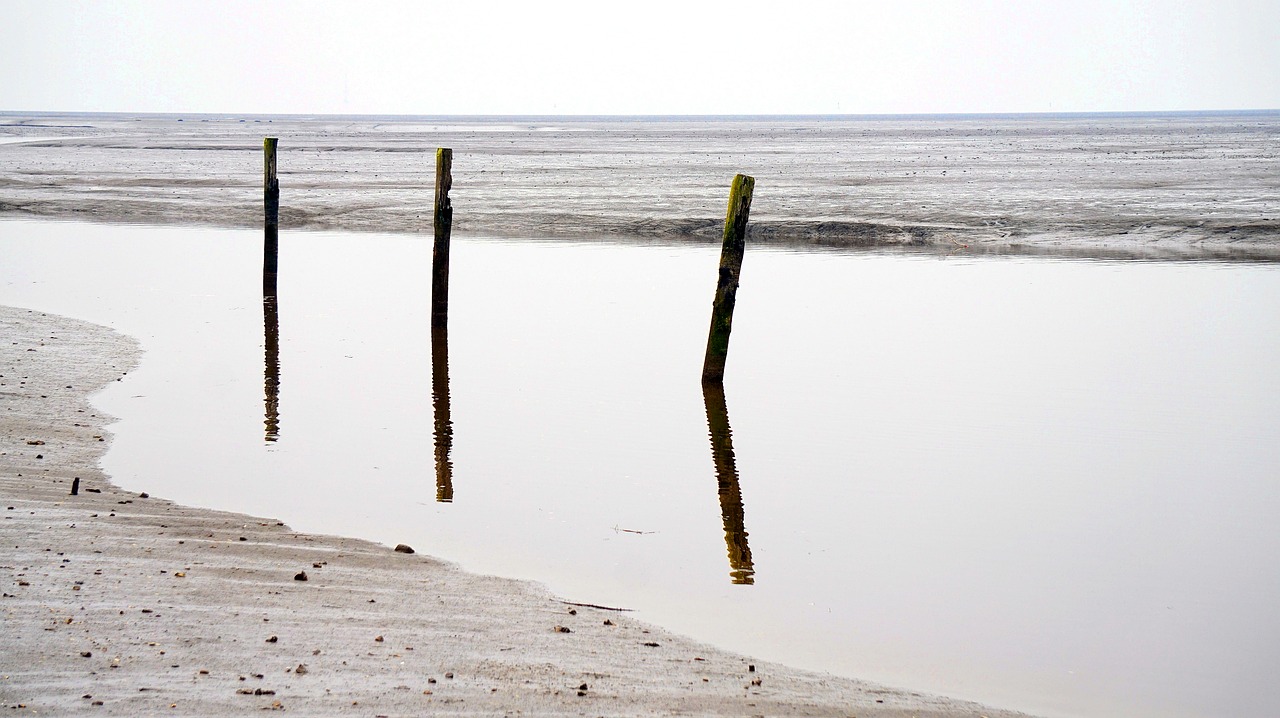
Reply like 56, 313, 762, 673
560, 601, 634, 612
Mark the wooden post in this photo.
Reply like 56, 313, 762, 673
701, 174, 755, 383
702, 382, 754, 584
264, 137, 279, 216
432, 148, 453, 328
262, 138, 281, 441
431, 326, 454, 502
263, 138, 280, 293
70, 477, 80, 496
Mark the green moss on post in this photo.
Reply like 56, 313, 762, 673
263, 138, 279, 226
432, 148, 453, 328
701, 174, 755, 384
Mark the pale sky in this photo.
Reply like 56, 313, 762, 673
2, 0, 1277, 115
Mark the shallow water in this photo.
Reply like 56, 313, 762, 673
3, 219, 1279, 718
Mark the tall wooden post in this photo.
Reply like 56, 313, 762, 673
432, 148, 453, 328
263, 138, 280, 294
701, 174, 755, 383
262, 137, 281, 441
264, 137, 279, 218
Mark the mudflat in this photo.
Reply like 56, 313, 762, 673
0, 303, 1034, 715
1, 111, 1277, 260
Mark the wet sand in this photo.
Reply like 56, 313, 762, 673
1, 111, 1277, 260
1, 303, 1036, 715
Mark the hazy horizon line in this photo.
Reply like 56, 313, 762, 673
3, 108, 1278, 122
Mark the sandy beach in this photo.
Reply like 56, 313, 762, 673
1, 303, 1036, 715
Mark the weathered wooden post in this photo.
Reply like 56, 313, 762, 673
428, 149, 455, 498
432, 148, 453, 328
262, 137, 281, 441
264, 137, 279, 215
263, 137, 280, 294
701, 174, 755, 383
431, 326, 454, 502
702, 382, 754, 584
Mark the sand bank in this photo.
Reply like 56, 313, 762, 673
0, 304, 1035, 716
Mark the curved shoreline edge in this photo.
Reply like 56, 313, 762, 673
0, 303, 1037, 716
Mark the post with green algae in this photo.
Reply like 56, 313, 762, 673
263, 137, 280, 292
701, 174, 755, 384
432, 148, 453, 329
264, 137, 279, 214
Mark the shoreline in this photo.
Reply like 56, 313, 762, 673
5, 208, 1277, 263
0, 303, 1037, 716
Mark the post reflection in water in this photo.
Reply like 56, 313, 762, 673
262, 225, 280, 443
701, 382, 755, 585
431, 326, 454, 502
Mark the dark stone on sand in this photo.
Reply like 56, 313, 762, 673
394, 544, 415, 554
294, 571, 308, 581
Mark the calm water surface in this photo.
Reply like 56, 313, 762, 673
3, 219, 1279, 718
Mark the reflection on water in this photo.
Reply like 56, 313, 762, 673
6, 221, 1280, 718
263, 292, 280, 442
432, 326, 454, 502
262, 225, 280, 443
263, 225, 279, 287
702, 381, 754, 585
